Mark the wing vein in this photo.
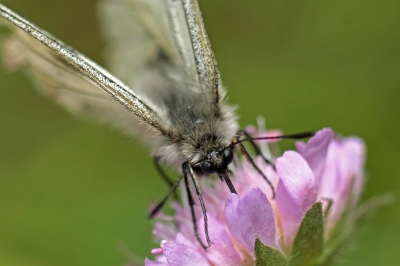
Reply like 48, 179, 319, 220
0, 4, 167, 134
14, 33, 114, 100
181, 0, 220, 104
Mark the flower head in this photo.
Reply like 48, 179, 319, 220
146, 125, 366, 266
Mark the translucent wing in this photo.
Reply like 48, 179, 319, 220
0, 4, 168, 136
168, 0, 224, 105
97, 0, 182, 88
99, 0, 223, 105
1, 0, 226, 140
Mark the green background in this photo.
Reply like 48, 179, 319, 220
0, 0, 399, 265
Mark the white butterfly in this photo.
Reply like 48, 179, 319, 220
0, 0, 311, 248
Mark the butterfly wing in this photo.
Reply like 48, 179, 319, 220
97, 0, 181, 87
0, 4, 168, 136
0, 1, 233, 153
97, 0, 237, 166
99, 0, 224, 105
170, 0, 223, 104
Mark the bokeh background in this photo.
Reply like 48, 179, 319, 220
0, 0, 399, 265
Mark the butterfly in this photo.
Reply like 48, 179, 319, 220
0, 0, 312, 249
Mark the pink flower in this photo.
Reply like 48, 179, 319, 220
145, 126, 366, 266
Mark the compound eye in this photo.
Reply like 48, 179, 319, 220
223, 149, 234, 165
200, 161, 216, 175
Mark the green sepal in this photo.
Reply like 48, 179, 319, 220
255, 238, 288, 266
289, 202, 324, 266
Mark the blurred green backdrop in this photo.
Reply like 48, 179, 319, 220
0, 0, 399, 265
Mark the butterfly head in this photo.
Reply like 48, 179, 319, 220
194, 147, 234, 176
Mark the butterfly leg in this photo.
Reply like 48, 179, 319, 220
153, 156, 179, 200
234, 130, 276, 199
148, 174, 183, 219
237, 129, 276, 169
183, 162, 210, 249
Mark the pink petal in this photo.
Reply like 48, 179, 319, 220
163, 242, 209, 266
145, 258, 167, 266
245, 125, 258, 135
171, 203, 202, 244
296, 128, 333, 183
198, 214, 242, 265
224, 194, 247, 248
237, 187, 277, 251
342, 137, 366, 205
175, 233, 197, 249
275, 151, 317, 251
320, 137, 365, 231
153, 222, 178, 241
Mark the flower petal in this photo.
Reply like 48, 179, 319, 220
319, 137, 365, 231
198, 214, 242, 265
341, 137, 366, 205
224, 193, 247, 248
275, 151, 317, 251
295, 128, 333, 183
175, 233, 196, 249
153, 221, 179, 241
163, 241, 209, 266
145, 258, 167, 266
237, 187, 277, 251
